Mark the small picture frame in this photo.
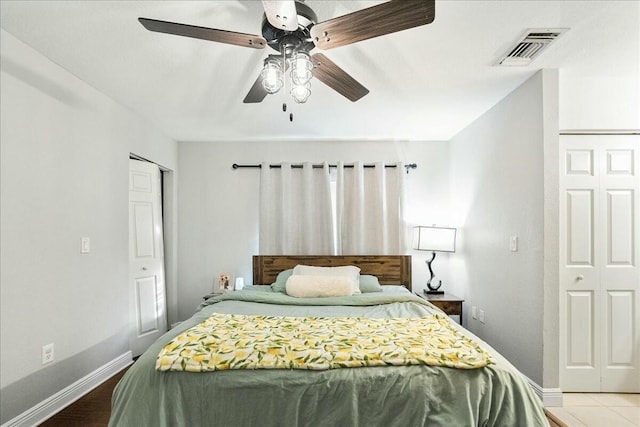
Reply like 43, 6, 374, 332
215, 273, 233, 293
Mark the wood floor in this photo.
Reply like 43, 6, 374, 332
546, 409, 570, 427
38, 367, 128, 427
38, 366, 558, 426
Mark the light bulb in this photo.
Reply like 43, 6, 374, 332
291, 51, 313, 85
291, 82, 311, 103
261, 60, 283, 94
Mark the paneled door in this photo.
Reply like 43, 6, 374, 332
559, 135, 639, 392
129, 159, 167, 357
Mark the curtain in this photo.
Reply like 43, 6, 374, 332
259, 162, 334, 255
336, 162, 405, 255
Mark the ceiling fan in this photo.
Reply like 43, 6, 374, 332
139, 0, 435, 104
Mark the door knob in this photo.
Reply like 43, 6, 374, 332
142, 267, 147, 271
576, 274, 584, 281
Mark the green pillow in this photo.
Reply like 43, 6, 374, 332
359, 274, 382, 293
270, 269, 293, 293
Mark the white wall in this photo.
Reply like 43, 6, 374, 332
177, 140, 451, 320
558, 2, 639, 130
449, 70, 559, 386
0, 30, 177, 423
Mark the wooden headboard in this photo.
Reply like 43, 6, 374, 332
253, 255, 411, 291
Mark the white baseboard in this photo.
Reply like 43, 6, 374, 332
1, 351, 133, 427
525, 376, 564, 407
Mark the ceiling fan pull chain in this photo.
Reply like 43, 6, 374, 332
282, 45, 292, 121
282, 45, 287, 112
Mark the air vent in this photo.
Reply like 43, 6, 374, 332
497, 28, 568, 66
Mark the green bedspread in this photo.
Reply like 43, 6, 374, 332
109, 288, 549, 427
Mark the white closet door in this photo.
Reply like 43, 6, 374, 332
129, 159, 167, 357
560, 137, 601, 391
559, 135, 639, 392
598, 137, 639, 392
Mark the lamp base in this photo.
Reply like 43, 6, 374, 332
424, 289, 444, 295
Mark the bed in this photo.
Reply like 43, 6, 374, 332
109, 255, 549, 426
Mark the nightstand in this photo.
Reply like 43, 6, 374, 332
417, 292, 464, 326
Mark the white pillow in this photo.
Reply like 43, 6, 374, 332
285, 275, 353, 298
292, 264, 361, 295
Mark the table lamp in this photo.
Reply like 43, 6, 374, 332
413, 225, 457, 295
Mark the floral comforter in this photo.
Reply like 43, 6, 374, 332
156, 312, 494, 372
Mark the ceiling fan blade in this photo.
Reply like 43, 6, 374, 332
243, 73, 269, 104
310, 0, 435, 50
262, 1, 299, 31
139, 18, 266, 49
311, 53, 369, 102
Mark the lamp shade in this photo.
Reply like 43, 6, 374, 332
413, 226, 456, 252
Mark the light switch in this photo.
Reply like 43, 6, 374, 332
81, 237, 90, 254
510, 236, 518, 252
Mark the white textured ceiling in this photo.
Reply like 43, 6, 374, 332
1, 1, 638, 142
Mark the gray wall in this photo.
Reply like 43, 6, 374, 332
449, 71, 559, 386
0, 30, 177, 423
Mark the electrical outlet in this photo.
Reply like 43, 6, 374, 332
479, 310, 485, 324
42, 343, 54, 365
471, 306, 477, 320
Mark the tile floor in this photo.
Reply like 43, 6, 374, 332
547, 393, 640, 427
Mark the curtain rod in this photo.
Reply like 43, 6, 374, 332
232, 163, 417, 172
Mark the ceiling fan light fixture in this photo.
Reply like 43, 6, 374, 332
291, 51, 313, 85
291, 82, 311, 103
261, 59, 283, 94
140, 0, 437, 105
